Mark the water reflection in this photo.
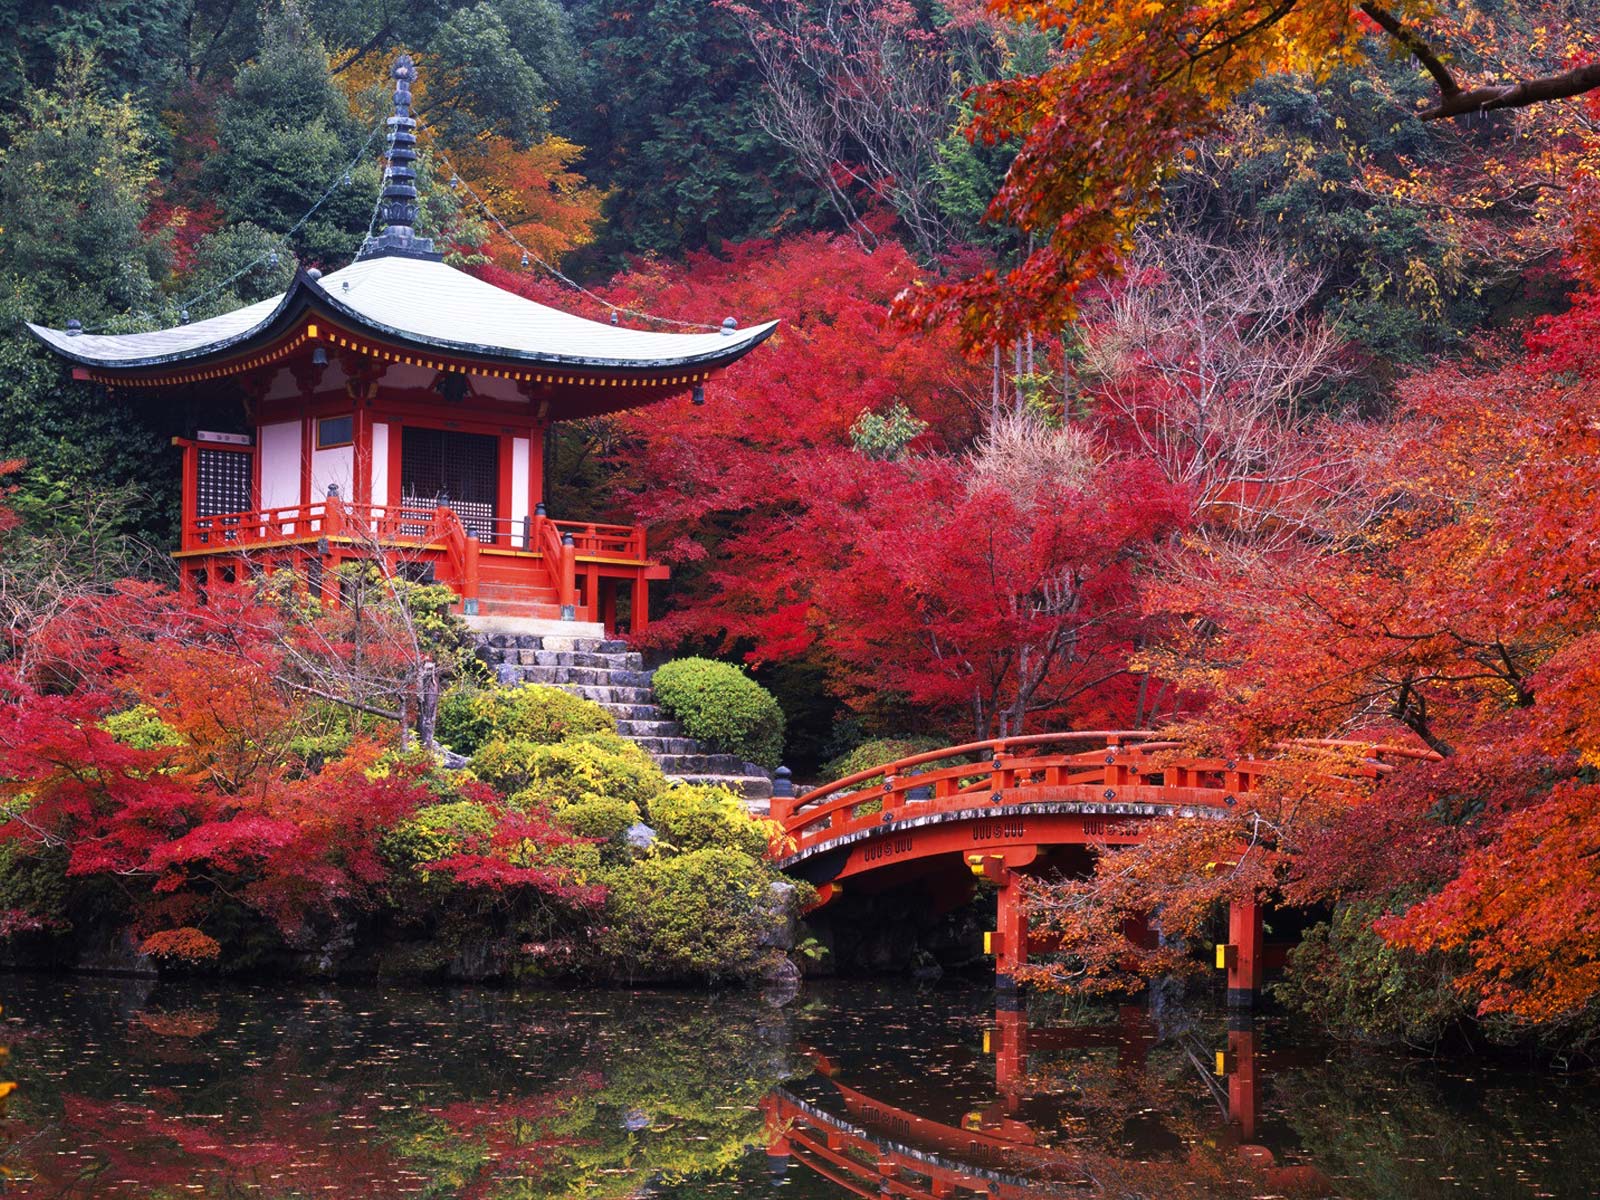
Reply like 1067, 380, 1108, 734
0, 974, 1594, 1198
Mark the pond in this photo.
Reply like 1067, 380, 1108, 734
0, 972, 1593, 1198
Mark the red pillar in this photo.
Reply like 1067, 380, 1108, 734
1226, 899, 1264, 1008
761, 1094, 791, 1182
630, 574, 650, 633
1227, 1023, 1258, 1141
991, 1006, 1026, 1094
994, 870, 1027, 991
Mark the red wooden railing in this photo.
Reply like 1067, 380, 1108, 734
773, 732, 1439, 859
181, 501, 648, 565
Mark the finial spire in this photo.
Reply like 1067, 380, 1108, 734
357, 54, 442, 262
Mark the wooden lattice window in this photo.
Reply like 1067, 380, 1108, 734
400, 427, 499, 544
196, 448, 253, 518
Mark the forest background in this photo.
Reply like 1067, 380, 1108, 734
1, 0, 1600, 1046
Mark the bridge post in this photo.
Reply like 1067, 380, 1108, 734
1226, 1015, 1258, 1141
761, 1094, 792, 1182
990, 1005, 1026, 1093
994, 869, 1027, 992
1223, 899, 1264, 1008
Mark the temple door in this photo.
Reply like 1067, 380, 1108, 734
399, 428, 500, 544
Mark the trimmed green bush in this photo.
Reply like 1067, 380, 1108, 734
437, 684, 614, 756
823, 735, 943, 785
599, 848, 786, 982
649, 784, 771, 859
1276, 897, 1473, 1045
481, 736, 665, 811
651, 658, 785, 769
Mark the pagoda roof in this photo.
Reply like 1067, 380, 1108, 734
27, 254, 777, 376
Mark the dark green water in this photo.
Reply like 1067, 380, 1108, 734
0, 973, 1593, 1198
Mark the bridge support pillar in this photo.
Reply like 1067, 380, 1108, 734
991, 1005, 1026, 1093
1225, 1016, 1258, 1141
1224, 900, 1264, 1008
993, 869, 1027, 993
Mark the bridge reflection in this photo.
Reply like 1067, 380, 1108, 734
764, 1006, 1333, 1199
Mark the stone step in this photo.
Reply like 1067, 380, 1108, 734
533, 636, 615, 654
493, 669, 655, 697
654, 752, 760, 775
564, 684, 655, 706
588, 701, 668, 722
631, 735, 701, 756
668, 774, 775, 803
614, 718, 683, 737
516, 664, 653, 688
521, 649, 643, 670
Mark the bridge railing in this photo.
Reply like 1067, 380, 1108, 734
772, 731, 1440, 858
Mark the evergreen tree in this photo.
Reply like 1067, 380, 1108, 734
425, 2, 552, 146
564, 0, 824, 263
0, 51, 175, 545
0, 50, 169, 319
210, 2, 379, 267
0, 0, 190, 113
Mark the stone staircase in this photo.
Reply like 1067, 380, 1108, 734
475, 627, 774, 808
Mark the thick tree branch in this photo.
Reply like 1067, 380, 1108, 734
1361, 2, 1600, 121
1358, 3, 1458, 99
1420, 61, 1600, 121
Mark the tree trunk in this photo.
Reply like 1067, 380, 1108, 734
417, 660, 440, 749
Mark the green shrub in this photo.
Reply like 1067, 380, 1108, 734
479, 737, 665, 810
101, 705, 182, 750
0, 843, 70, 932
382, 801, 496, 873
649, 784, 771, 859
599, 848, 786, 982
823, 735, 944, 786
437, 685, 614, 756
555, 796, 642, 846
1275, 897, 1473, 1045
651, 658, 785, 769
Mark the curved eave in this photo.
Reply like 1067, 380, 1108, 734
26, 266, 780, 377
26, 285, 308, 371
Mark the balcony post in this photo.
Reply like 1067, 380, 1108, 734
324, 483, 344, 539
631, 573, 650, 632
559, 533, 577, 620
462, 534, 481, 616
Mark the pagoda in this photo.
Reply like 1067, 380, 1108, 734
27, 56, 774, 636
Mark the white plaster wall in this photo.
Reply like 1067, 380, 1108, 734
311, 444, 354, 503
512, 436, 531, 526
259, 421, 302, 510
371, 422, 390, 506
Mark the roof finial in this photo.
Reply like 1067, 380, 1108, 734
357, 53, 442, 262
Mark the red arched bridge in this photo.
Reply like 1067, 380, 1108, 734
768, 731, 1434, 1001
762, 1006, 1335, 1198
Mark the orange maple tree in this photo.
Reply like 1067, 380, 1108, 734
898, 0, 1600, 348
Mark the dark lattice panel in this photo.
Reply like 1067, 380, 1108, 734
197, 448, 253, 517
400, 427, 500, 544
